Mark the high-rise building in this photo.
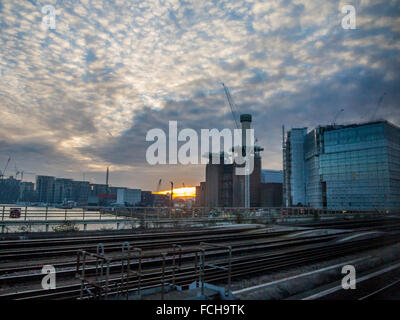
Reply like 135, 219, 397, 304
0, 176, 20, 203
54, 178, 74, 203
72, 181, 90, 205
36, 175, 55, 204
283, 120, 400, 210
19, 181, 35, 202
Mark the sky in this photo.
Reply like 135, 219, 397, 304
0, 0, 399, 191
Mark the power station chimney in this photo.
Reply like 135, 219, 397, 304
240, 114, 252, 209
106, 167, 109, 187
240, 114, 252, 156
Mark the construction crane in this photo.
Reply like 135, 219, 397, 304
156, 179, 162, 192
221, 82, 250, 209
370, 92, 387, 121
18, 171, 36, 181
333, 108, 344, 126
1, 157, 11, 180
221, 82, 240, 129
152, 179, 163, 206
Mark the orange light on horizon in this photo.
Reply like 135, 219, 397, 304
154, 187, 196, 198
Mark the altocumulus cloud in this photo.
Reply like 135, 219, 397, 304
0, 0, 399, 190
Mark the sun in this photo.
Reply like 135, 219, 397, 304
154, 187, 196, 198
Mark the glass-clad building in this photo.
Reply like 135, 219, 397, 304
283, 121, 400, 210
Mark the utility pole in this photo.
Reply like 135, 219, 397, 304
170, 181, 174, 208
282, 125, 287, 207
106, 167, 109, 194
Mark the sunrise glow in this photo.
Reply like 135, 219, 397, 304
154, 187, 196, 198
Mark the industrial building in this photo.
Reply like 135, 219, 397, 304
201, 114, 263, 208
283, 120, 400, 210
116, 188, 141, 206
259, 170, 283, 207
195, 114, 283, 208
140, 191, 154, 206
262, 170, 283, 183
195, 182, 206, 207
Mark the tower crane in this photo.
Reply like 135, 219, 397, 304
221, 82, 240, 129
221, 82, 250, 209
153, 179, 163, 206
370, 92, 387, 121
333, 108, 344, 126
18, 171, 36, 181
1, 157, 11, 180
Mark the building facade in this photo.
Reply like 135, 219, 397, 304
283, 121, 400, 210
262, 170, 283, 183
260, 183, 283, 207
195, 182, 206, 207
116, 188, 141, 206
0, 176, 20, 203
19, 181, 35, 202
54, 178, 74, 203
72, 181, 90, 205
36, 175, 55, 204
201, 114, 264, 208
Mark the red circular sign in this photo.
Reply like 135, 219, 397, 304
10, 208, 21, 219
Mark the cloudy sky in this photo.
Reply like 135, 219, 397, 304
0, 0, 399, 191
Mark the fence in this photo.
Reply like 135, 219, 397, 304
0, 205, 395, 233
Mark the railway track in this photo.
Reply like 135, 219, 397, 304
0, 231, 342, 283
0, 225, 256, 249
0, 229, 296, 261
287, 217, 400, 229
2, 230, 400, 300
3, 220, 399, 279
2, 218, 399, 262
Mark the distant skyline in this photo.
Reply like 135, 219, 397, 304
0, 0, 399, 191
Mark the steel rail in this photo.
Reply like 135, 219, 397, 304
2, 232, 400, 300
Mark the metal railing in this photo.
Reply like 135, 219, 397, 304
199, 242, 232, 297
160, 244, 183, 300
76, 243, 111, 300
120, 242, 142, 300
1, 205, 396, 233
